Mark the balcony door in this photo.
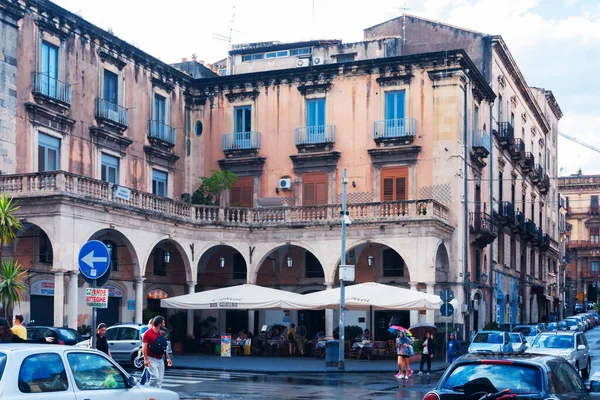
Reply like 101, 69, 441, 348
38, 133, 60, 172
381, 167, 407, 202
103, 70, 118, 105
41, 42, 58, 98
306, 99, 325, 141
302, 172, 328, 206
230, 176, 254, 207
234, 106, 252, 147
384, 91, 406, 136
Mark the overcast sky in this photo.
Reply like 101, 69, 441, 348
52, 0, 600, 176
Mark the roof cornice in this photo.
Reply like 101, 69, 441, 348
491, 36, 550, 134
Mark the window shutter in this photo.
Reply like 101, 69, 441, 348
315, 182, 328, 205
230, 187, 241, 206
395, 177, 406, 201
383, 178, 394, 201
303, 182, 315, 206
241, 186, 253, 208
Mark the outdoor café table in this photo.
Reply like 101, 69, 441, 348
352, 341, 374, 359
315, 340, 327, 349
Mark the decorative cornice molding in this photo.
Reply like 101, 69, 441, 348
151, 76, 175, 93
90, 127, 133, 156
225, 89, 259, 103
98, 48, 127, 70
297, 82, 332, 95
218, 157, 266, 176
376, 74, 413, 86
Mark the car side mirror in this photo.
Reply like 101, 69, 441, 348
578, 345, 586, 350
589, 381, 600, 392
128, 376, 137, 387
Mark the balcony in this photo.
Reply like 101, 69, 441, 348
539, 174, 550, 194
222, 132, 261, 158
0, 171, 450, 229
568, 240, 600, 249
148, 120, 176, 147
373, 118, 417, 146
95, 98, 128, 131
582, 270, 599, 279
525, 219, 537, 240
32, 72, 71, 106
295, 125, 335, 152
495, 122, 514, 149
498, 201, 515, 226
535, 229, 550, 250
509, 138, 525, 161
514, 211, 526, 234
531, 164, 543, 183
469, 212, 498, 247
521, 152, 534, 173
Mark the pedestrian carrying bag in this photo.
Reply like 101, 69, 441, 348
149, 335, 167, 356
288, 331, 294, 341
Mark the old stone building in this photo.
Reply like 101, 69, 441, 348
559, 173, 600, 309
0, 1, 561, 340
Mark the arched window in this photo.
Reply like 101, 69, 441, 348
147, 289, 169, 300
382, 249, 405, 277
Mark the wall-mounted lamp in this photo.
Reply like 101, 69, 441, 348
481, 271, 488, 284
367, 255, 374, 267
352, 181, 356, 188
105, 242, 113, 255
219, 256, 225, 268
287, 256, 293, 268
275, 187, 280, 195
164, 251, 171, 264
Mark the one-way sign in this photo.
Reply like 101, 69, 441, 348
78, 240, 110, 281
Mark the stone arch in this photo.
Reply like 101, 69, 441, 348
143, 237, 193, 284
197, 243, 248, 287
254, 242, 326, 287
17, 217, 57, 247
330, 239, 412, 285
435, 242, 450, 283
87, 228, 141, 279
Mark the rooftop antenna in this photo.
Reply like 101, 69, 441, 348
213, 6, 237, 51
399, 1, 410, 52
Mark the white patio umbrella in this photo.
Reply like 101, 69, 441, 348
160, 283, 320, 310
287, 282, 442, 310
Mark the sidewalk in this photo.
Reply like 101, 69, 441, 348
170, 354, 449, 374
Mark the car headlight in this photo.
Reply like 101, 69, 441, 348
561, 352, 573, 360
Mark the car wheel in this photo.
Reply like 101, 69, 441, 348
582, 358, 591, 379
132, 354, 144, 370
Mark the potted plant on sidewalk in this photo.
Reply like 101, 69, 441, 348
168, 311, 187, 354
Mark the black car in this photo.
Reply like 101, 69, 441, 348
423, 353, 600, 400
25, 326, 83, 345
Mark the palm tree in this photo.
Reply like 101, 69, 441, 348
0, 193, 22, 263
0, 259, 28, 319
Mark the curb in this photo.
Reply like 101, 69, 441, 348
169, 365, 448, 374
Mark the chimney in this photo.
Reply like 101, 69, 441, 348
578, 168, 582, 176
182, 57, 188, 62
191, 53, 197, 61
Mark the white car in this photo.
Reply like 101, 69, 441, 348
0, 344, 179, 400
525, 331, 591, 378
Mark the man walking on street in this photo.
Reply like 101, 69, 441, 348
139, 319, 153, 385
91, 323, 112, 358
142, 316, 172, 388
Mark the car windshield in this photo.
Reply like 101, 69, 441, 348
58, 328, 79, 340
443, 363, 542, 394
512, 327, 535, 336
531, 335, 573, 349
547, 323, 557, 330
473, 333, 503, 344
509, 334, 521, 342
565, 320, 576, 326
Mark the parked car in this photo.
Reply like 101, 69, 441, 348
567, 316, 587, 331
525, 331, 591, 378
26, 326, 82, 346
508, 332, 528, 353
575, 303, 584, 313
423, 353, 599, 400
563, 319, 582, 332
0, 344, 179, 399
511, 324, 542, 344
547, 321, 568, 331
77, 323, 172, 368
467, 331, 513, 354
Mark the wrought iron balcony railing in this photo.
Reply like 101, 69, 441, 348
32, 72, 71, 105
472, 130, 491, 157
96, 98, 128, 127
295, 125, 335, 145
148, 120, 176, 145
222, 131, 261, 151
373, 118, 417, 140
509, 138, 525, 160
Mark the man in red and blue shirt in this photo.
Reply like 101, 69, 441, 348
142, 316, 173, 388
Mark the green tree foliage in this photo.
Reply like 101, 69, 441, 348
0, 259, 28, 319
191, 170, 238, 206
0, 194, 22, 262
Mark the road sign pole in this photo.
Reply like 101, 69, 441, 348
91, 279, 97, 350
445, 316, 449, 365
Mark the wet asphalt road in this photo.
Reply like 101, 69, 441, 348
127, 325, 600, 399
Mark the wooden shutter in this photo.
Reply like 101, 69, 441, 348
380, 167, 408, 201
230, 176, 253, 207
303, 172, 328, 206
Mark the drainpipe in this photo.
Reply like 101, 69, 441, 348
489, 102, 494, 325
463, 71, 470, 341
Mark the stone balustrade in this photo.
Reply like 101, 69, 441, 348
0, 171, 450, 228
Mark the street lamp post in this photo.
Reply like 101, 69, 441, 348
338, 168, 349, 370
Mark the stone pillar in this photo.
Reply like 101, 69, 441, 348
68, 271, 79, 329
187, 281, 196, 337
248, 310, 255, 335
531, 295, 538, 323
426, 283, 435, 324
409, 282, 419, 327
524, 285, 531, 324
325, 284, 334, 338
53, 271, 65, 327
135, 278, 145, 324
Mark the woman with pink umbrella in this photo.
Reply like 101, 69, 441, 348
394, 330, 412, 380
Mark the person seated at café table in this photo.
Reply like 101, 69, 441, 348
363, 329, 371, 340
315, 330, 325, 342
268, 328, 280, 340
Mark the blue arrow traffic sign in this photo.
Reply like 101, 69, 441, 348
78, 240, 110, 281
440, 303, 454, 317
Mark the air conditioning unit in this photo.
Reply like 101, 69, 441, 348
279, 178, 292, 190
296, 56, 311, 67
461, 304, 468, 313
312, 56, 323, 65
518, 295, 523, 304
472, 299, 479, 311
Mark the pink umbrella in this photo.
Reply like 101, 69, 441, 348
388, 325, 412, 336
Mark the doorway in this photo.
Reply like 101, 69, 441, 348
298, 310, 325, 339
